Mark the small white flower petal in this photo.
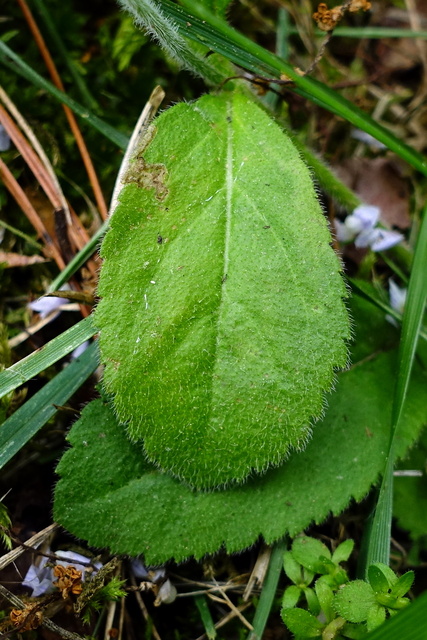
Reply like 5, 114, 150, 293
369, 229, 404, 252
350, 129, 387, 150
389, 279, 407, 314
29, 296, 64, 318
154, 579, 177, 605
352, 204, 380, 230
334, 219, 355, 242
29, 285, 71, 319
344, 214, 365, 235
71, 341, 90, 359
22, 557, 55, 597
354, 227, 377, 248
131, 558, 149, 579
0, 125, 11, 152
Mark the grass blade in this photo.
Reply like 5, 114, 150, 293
0, 340, 98, 470
361, 208, 427, 572
0, 315, 97, 399
47, 220, 109, 293
247, 539, 287, 640
158, 0, 427, 177
195, 596, 216, 640
0, 41, 128, 149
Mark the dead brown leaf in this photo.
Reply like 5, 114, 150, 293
0, 251, 47, 267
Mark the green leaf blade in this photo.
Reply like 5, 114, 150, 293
96, 91, 349, 489
54, 349, 427, 564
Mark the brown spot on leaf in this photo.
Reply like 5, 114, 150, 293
124, 125, 169, 201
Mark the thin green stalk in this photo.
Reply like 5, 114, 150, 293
361, 208, 427, 573
314, 27, 427, 39
0, 219, 43, 250
0, 41, 128, 150
47, 220, 109, 293
159, 0, 427, 176
247, 539, 287, 640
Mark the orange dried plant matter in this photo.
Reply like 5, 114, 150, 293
313, 1, 371, 31
10, 604, 43, 631
53, 564, 83, 599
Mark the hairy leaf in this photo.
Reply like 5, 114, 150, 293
54, 350, 427, 565
95, 90, 349, 489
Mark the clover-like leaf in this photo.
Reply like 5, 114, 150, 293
281, 608, 323, 637
95, 90, 349, 489
315, 579, 335, 623
368, 563, 396, 594
332, 539, 354, 565
390, 572, 414, 599
366, 604, 386, 632
334, 581, 376, 623
291, 537, 332, 573
282, 585, 302, 610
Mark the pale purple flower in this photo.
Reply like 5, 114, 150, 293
22, 549, 102, 597
350, 129, 387, 150
29, 285, 70, 319
389, 279, 407, 314
335, 204, 404, 252
71, 341, 90, 359
0, 125, 11, 152
386, 279, 407, 327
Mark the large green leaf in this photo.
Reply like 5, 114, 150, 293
95, 90, 349, 489
54, 349, 427, 565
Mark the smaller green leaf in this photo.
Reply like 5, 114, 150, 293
322, 616, 346, 639
341, 622, 368, 639
332, 540, 355, 565
363, 591, 427, 639
284, 551, 305, 585
334, 581, 376, 623
367, 566, 391, 595
292, 537, 332, 573
368, 564, 397, 593
304, 587, 320, 616
281, 608, 323, 637
366, 605, 386, 632
282, 585, 301, 610
315, 579, 335, 622
390, 572, 414, 599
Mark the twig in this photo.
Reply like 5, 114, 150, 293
16, 0, 109, 220
0, 84, 71, 224
243, 544, 271, 601
129, 569, 162, 640
0, 157, 65, 269
0, 523, 59, 572
208, 582, 253, 631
